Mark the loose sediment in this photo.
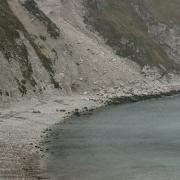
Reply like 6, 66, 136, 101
0, 0, 180, 179
0, 143, 43, 179
1, 87, 180, 179
107, 89, 180, 105
0, 95, 99, 179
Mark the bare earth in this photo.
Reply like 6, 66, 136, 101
1, 82, 180, 179
1, 0, 180, 179
0, 94, 101, 179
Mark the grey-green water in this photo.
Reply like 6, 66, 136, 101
45, 96, 180, 180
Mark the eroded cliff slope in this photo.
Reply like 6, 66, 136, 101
84, 0, 180, 70
1, 0, 143, 103
1, 0, 180, 103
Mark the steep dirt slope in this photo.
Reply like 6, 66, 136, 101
0, 0, 60, 100
0, 0, 143, 104
143, 0, 180, 25
84, 0, 180, 71
1, 0, 180, 103
1, 0, 180, 179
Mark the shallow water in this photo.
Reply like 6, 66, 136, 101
45, 96, 180, 180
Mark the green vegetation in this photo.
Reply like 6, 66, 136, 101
85, 0, 179, 70
143, 0, 180, 25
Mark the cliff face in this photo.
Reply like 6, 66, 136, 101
137, 0, 180, 66
84, 0, 180, 71
0, 0, 180, 102
0, 0, 61, 98
0, 0, 142, 102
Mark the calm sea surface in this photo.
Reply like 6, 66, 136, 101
45, 95, 180, 180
